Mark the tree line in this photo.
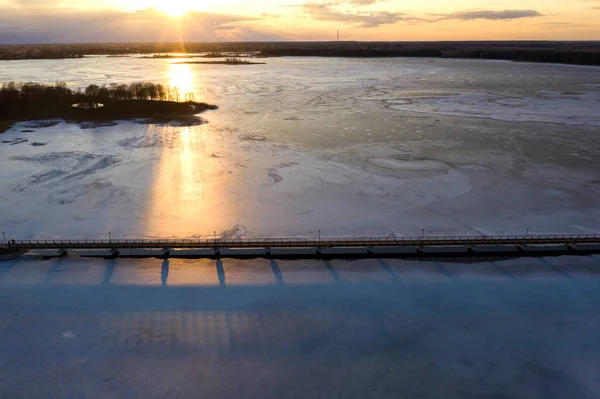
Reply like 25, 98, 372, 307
0, 81, 196, 119
82, 82, 194, 102
0, 47, 84, 61
444, 49, 600, 66
0, 81, 194, 104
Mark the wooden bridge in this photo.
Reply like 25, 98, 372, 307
2, 234, 600, 259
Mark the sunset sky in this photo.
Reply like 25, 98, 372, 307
0, 0, 599, 43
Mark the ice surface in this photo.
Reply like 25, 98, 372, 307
387, 91, 600, 126
368, 157, 448, 171
1, 58, 600, 239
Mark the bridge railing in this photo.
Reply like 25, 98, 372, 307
2, 234, 600, 250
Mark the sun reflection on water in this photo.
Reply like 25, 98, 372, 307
144, 125, 215, 238
144, 64, 237, 238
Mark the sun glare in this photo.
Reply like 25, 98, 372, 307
155, 0, 192, 17
168, 63, 195, 99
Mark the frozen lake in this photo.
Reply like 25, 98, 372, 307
1, 57, 600, 239
2, 55, 600, 397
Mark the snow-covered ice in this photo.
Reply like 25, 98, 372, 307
1, 57, 600, 239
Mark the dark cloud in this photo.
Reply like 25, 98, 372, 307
298, 1, 407, 27
439, 10, 543, 21
288, 2, 542, 27
0, 8, 281, 43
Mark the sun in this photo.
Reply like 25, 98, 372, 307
155, 0, 193, 17
147, 0, 218, 17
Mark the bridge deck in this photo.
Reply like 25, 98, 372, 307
1, 235, 600, 260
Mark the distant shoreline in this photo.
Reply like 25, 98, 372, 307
258, 48, 600, 66
1, 42, 600, 66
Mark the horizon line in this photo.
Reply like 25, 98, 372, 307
2, 39, 600, 46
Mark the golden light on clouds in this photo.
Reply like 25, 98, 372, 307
144, 0, 220, 16
1, 0, 599, 41
153, 0, 190, 17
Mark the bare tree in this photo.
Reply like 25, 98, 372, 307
85, 84, 100, 97
156, 84, 167, 101
184, 92, 195, 102
171, 87, 180, 102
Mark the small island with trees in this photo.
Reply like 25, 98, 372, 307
175, 57, 265, 65
0, 81, 217, 133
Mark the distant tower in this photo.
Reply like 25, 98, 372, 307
337, 30, 340, 49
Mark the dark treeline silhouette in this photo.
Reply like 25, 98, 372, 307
261, 47, 600, 66
80, 82, 191, 102
443, 49, 600, 66
0, 46, 84, 60
142, 52, 255, 59
0, 81, 216, 131
1, 81, 193, 115
260, 48, 443, 58
176, 57, 266, 65
1, 42, 600, 65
